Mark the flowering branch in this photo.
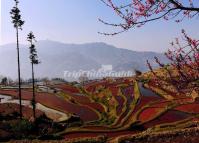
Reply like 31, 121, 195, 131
147, 30, 199, 95
100, 0, 199, 35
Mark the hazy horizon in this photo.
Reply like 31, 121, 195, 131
0, 41, 169, 79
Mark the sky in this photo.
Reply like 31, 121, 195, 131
1, 0, 199, 52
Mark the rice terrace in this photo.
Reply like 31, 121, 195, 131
0, 0, 199, 142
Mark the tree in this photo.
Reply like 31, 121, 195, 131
147, 30, 199, 95
1, 77, 8, 86
27, 32, 40, 120
100, 0, 199, 35
134, 69, 142, 77
10, 0, 25, 119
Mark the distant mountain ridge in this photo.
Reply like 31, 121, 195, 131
0, 41, 168, 80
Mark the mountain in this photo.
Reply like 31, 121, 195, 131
0, 41, 168, 80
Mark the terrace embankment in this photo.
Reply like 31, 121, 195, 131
0, 94, 69, 122
0, 89, 99, 122
116, 125, 199, 143
0, 75, 198, 142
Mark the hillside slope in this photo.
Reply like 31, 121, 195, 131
0, 41, 168, 79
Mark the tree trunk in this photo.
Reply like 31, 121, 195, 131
32, 62, 36, 119
16, 27, 22, 120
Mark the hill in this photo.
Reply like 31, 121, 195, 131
0, 41, 168, 80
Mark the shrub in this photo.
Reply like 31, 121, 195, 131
10, 119, 33, 133
10, 119, 33, 139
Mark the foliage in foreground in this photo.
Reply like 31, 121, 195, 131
147, 30, 199, 96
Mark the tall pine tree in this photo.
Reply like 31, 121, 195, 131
10, 0, 25, 119
27, 32, 40, 120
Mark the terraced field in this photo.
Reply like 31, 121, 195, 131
0, 77, 198, 142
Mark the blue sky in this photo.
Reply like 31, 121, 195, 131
1, 0, 199, 52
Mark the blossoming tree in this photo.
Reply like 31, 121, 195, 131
100, 0, 199, 35
147, 30, 199, 95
